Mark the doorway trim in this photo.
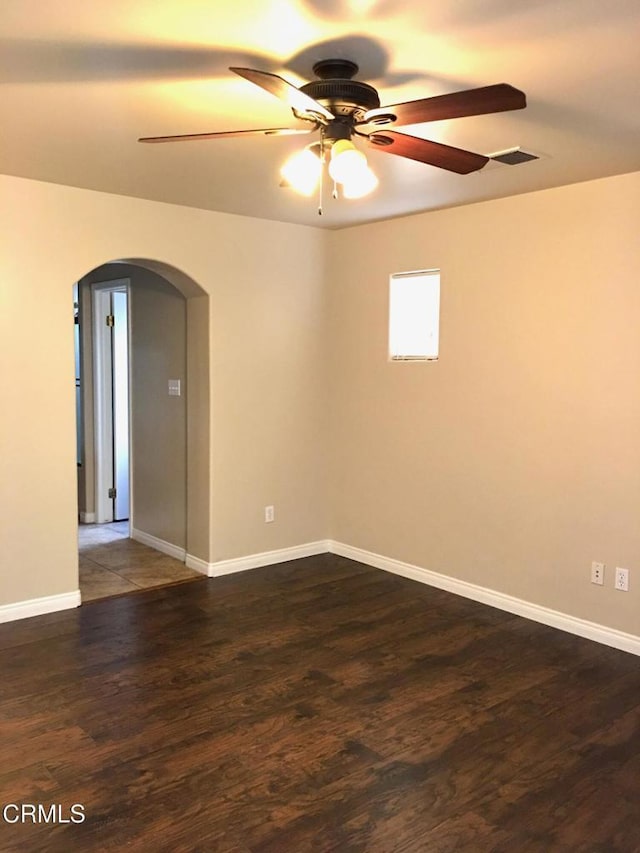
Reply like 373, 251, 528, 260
92, 278, 132, 525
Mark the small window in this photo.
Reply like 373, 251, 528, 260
389, 269, 440, 361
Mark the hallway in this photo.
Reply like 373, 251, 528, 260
79, 523, 203, 602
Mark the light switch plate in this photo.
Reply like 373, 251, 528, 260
168, 379, 181, 397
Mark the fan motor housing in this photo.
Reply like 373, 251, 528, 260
299, 59, 380, 122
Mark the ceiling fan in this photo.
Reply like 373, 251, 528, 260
139, 59, 526, 202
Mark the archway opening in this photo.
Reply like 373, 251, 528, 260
74, 259, 210, 600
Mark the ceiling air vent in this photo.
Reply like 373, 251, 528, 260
489, 147, 540, 165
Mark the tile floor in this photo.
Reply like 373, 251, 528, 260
79, 522, 204, 602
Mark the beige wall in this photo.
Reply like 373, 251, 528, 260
128, 265, 187, 546
1, 168, 638, 642
327, 171, 640, 636
186, 295, 211, 561
0, 174, 327, 606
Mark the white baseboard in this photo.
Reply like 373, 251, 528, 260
79, 512, 96, 524
327, 540, 640, 657
0, 541, 635, 657
131, 528, 187, 562
185, 554, 210, 576
199, 540, 330, 578
0, 590, 82, 624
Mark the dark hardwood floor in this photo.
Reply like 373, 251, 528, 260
1, 554, 639, 852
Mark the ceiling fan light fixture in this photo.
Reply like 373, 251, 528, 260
141, 61, 527, 214
280, 146, 322, 196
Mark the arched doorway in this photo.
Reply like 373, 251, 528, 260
74, 259, 211, 600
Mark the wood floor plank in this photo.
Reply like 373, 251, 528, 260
1, 554, 638, 852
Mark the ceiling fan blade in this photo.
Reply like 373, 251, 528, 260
364, 84, 526, 127
138, 125, 316, 143
367, 131, 489, 174
230, 66, 334, 121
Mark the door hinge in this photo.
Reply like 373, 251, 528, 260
108, 487, 117, 499
106, 314, 115, 327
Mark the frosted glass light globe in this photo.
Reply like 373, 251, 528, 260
342, 166, 379, 198
328, 140, 367, 184
280, 148, 321, 196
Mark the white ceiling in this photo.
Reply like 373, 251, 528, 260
2, 0, 639, 229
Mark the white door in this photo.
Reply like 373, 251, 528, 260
111, 291, 130, 521
93, 281, 131, 523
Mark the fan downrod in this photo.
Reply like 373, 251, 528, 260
312, 59, 359, 80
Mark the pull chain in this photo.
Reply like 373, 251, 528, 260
318, 132, 325, 216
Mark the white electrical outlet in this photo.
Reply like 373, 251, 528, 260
264, 505, 274, 523
591, 561, 605, 586
614, 567, 629, 592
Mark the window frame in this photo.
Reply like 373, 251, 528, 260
388, 269, 441, 362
